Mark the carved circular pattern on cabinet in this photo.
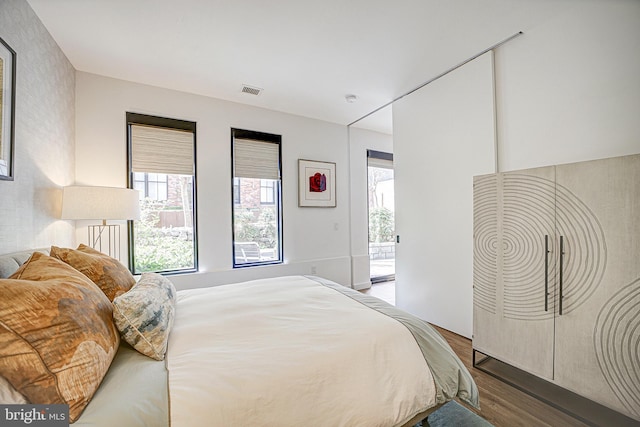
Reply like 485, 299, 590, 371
474, 173, 606, 320
554, 181, 607, 315
503, 174, 557, 320
593, 279, 640, 418
473, 175, 497, 314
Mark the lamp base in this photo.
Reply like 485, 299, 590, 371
88, 224, 120, 260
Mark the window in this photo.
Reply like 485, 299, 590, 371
260, 179, 275, 205
133, 172, 168, 201
367, 149, 395, 283
232, 128, 282, 267
127, 112, 198, 274
233, 177, 241, 205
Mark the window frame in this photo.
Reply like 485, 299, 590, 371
367, 149, 395, 283
126, 112, 198, 275
231, 128, 283, 268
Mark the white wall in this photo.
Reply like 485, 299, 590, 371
393, 1, 640, 338
393, 52, 496, 338
75, 72, 352, 289
0, 0, 75, 254
495, 0, 640, 171
348, 127, 393, 290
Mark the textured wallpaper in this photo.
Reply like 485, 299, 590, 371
0, 0, 75, 253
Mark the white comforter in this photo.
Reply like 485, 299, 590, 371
167, 276, 437, 427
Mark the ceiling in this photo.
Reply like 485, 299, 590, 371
26, 0, 563, 134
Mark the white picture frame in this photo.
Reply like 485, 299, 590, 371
298, 159, 336, 207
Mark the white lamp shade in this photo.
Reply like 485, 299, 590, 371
61, 186, 140, 221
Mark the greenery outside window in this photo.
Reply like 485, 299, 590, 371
127, 112, 198, 274
232, 128, 282, 267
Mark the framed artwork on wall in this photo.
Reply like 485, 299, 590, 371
298, 159, 336, 207
0, 36, 16, 181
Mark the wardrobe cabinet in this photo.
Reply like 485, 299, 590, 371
473, 154, 640, 422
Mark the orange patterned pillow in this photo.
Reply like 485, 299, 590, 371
50, 244, 135, 301
0, 252, 119, 422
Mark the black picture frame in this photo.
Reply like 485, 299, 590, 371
0, 36, 16, 181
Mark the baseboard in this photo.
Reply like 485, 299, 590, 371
371, 274, 395, 284
352, 280, 372, 291
472, 349, 639, 427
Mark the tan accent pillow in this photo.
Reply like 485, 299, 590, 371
0, 252, 119, 422
50, 244, 135, 301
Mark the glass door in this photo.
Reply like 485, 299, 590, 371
367, 150, 395, 283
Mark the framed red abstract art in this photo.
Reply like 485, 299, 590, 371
298, 159, 336, 207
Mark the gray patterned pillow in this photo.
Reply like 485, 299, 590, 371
112, 273, 176, 360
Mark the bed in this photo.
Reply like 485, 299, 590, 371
0, 247, 478, 426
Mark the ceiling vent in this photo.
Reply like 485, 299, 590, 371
241, 85, 263, 96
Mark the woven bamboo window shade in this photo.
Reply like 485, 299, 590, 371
233, 138, 280, 180
131, 124, 194, 175
368, 157, 393, 169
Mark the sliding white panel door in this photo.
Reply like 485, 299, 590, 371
393, 51, 496, 338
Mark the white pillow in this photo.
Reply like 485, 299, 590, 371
0, 375, 28, 404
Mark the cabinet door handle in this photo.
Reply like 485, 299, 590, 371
544, 235, 549, 312
559, 235, 564, 316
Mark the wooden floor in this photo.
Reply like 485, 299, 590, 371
432, 325, 589, 427
361, 280, 395, 305
361, 282, 589, 427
